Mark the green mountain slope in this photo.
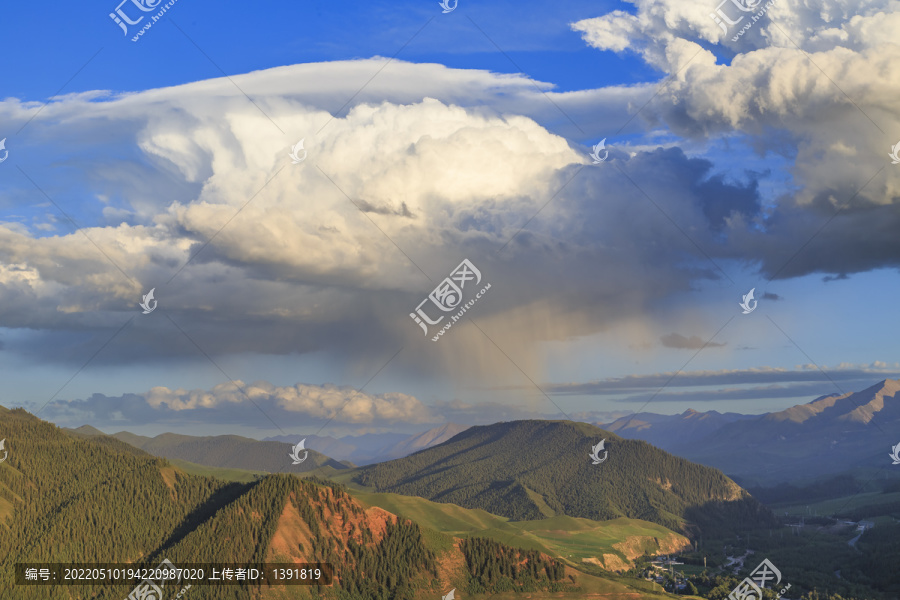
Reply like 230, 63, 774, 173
354, 419, 775, 536
351, 490, 690, 570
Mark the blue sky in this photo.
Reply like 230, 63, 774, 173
1, 1, 653, 101
1, 0, 899, 437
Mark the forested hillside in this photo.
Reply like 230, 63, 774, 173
460, 537, 570, 595
0, 408, 239, 598
121, 475, 444, 600
355, 419, 776, 537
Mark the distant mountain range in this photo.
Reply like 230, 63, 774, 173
66, 427, 352, 474
354, 419, 775, 537
264, 423, 470, 464
602, 409, 754, 451
263, 432, 407, 463
601, 379, 900, 487
62, 422, 470, 474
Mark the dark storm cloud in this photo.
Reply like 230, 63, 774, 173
727, 191, 900, 282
